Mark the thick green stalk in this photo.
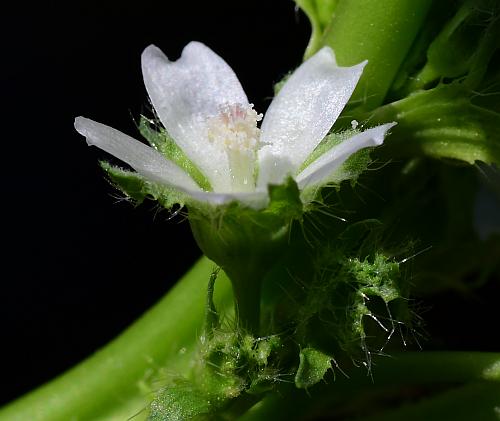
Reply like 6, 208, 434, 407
225, 268, 263, 335
321, 0, 433, 109
239, 351, 500, 420
0, 257, 233, 421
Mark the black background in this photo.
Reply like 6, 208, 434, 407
0, 0, 309, 404
2, 0, 499, 408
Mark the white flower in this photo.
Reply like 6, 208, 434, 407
75, 42, 395, 209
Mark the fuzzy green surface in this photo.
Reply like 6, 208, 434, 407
295, 348, 333, 389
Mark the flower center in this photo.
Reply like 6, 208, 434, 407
207, 104, 262, 192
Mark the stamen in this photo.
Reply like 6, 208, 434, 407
207, 104, 262, 192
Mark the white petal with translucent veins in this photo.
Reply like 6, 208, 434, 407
74, 117, 201, 192
76, 41, 395, 210
141, 42, 249, 192
296, 123, 396, 188
257, 47, 366, 187
256, 149, 294, 188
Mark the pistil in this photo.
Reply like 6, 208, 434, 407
207, 104, 262, 192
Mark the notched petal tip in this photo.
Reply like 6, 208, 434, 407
182, 40, 213, 56
314, 46, 368, 74
141, 44, 164, 61
141, 44, 169, 79
315, 46, 336, 62
141, 41, 215, 72
140, 40, 249, 192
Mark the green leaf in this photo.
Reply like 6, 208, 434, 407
366, 84, 500, 166
402, 1, 500, 94
295, 348, 332, 389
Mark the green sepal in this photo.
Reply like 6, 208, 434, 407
304, 128, 373, 185
100, 161, 184, 208
295, 347, 332, 389
299, 129, 375, 204
189, 178, 303, 332
266, 177, 303, 222
300, 129, 359, 173
139, 116, 211, 191
189, 177, 302, 273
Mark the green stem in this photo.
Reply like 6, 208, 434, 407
225, 268, 262, 335
0, 257, 233, 421
239, 351, 500, 421
321, 0, 433, 109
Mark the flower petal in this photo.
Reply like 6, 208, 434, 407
256, 149, 294, 188
74, 117, 201, 192
257, 47, 366, 186
296, 123, 396, 188
141, 42, 249, 192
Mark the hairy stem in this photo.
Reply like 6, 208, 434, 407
224, 267, 264, 335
